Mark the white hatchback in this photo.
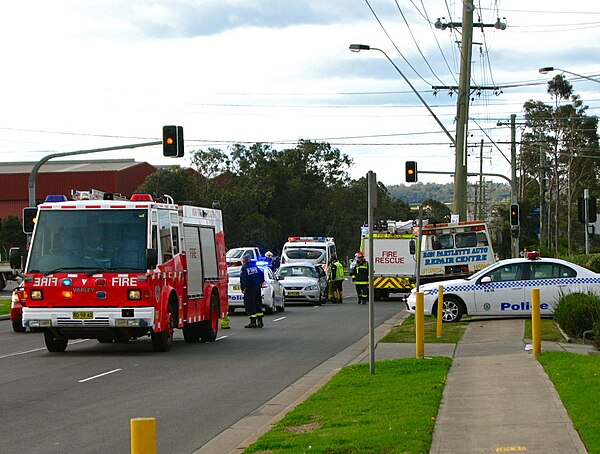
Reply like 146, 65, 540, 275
406, 254, 600, 322
227, 265, 285, 315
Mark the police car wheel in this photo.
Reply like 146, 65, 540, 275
436, 296, 465, 323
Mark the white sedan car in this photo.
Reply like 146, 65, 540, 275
406, 253, 600, 322
227, 265, 285, 315
275, 261, 327, 305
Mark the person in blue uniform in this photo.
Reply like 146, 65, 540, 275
240, 254, 265, 328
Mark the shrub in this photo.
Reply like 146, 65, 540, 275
553, 292, 600, 339
593, 320, 600, 350
586, 255, 600, 273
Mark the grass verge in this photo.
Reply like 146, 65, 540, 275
524, 318, 566, 342
538, 352, 600, 452
380, 315, 468, 343
245, 358, 452, 454
0, 299, 10, 316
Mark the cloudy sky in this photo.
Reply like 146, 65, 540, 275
1, 0, 600, 186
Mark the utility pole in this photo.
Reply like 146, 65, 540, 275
435, 9, 506, 221
453, 1, 474, 221
497, 114, 525, 257
478, 139, 484, 219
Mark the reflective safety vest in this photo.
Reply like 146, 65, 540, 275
333, 261, 344, 281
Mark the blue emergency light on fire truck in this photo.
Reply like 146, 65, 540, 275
9, 192, 228, 353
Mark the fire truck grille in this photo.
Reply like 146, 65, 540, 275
56, 318, 111, 327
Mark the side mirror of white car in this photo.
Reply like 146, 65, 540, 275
480, 276, 492, 284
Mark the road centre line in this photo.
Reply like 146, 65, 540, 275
78, 368, 122, 383
0, 339, 89, 360
272, 316, 286, 322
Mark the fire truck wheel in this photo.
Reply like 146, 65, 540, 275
183, 323, 201, 343
12, 317, 26, 333
198, 294, 219, 343
434, 296, 466, 323
44, 329, 68, 352
151, 301, 176, 352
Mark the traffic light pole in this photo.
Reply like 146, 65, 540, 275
28, 141, 161, 208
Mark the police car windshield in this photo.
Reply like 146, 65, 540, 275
26, 209, 148, 274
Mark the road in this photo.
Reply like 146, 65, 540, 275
0, 282, 405, 454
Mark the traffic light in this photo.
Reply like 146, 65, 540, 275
23, 207, 37, 234
510, 204, 519, 226
405, 161, 417, 183
163, 125, 178, 157
163, 125, 184, 157
578, 197, 597, 223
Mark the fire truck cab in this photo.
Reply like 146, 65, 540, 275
10, 193, 228, 353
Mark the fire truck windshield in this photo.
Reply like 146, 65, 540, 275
26, 209, 148, 274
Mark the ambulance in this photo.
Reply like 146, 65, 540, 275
9, 192, 228, 352
281, 237, 336, 269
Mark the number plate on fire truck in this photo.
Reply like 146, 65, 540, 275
73, 311, 93, 319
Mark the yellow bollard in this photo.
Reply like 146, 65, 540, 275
436, 285, 444, 339
416, 292, 424, 359
531, 288, 541, 356
131, 417, 156, 454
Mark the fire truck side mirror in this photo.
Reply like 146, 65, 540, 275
9, 247, 22, 270
146, 248, 158, 269
409, 239, 416, 255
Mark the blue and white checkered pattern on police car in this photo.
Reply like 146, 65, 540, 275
428, 276, 600, 295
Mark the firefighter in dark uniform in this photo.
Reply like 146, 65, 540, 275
351, 252, 369, 304
240, 254, 265, 328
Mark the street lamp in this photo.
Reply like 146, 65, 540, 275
539, 66, 600, 84
349, 44, 455, 145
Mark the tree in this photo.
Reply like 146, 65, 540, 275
136, 167, 201, 204
0, 215, 26, 259
521, 74, 600, 255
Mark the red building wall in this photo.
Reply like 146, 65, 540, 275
0, 162, 156, 219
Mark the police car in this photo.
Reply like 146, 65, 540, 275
227, 264, 285, 315
406, 252, 600, 322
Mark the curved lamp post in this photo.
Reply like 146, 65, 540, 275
349, 44, 455, 145
539, 66, 600, 84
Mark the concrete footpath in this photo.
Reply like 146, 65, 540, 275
196, 314, 595, 454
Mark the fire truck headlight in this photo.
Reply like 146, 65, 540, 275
29, 320, 51, 328
30, 290, 44, 300
127, 289, 142, 300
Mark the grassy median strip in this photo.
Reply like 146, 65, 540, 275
524, 318, 566, 342
0, 299, 10, 316
380, 315, 468, 344
538, 352, 600, 452
245, 358, 452, 454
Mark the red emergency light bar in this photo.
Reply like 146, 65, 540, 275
130, 194, 153, 202
287, 236, 330, 242
526, 251, 541, 260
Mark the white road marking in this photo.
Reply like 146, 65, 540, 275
0, 339, 89, 360
216, 335, 229, 341
78, 368, 122, 383
272, 316, 286, 322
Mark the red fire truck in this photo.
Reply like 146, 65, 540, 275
9, 193, 228, 352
